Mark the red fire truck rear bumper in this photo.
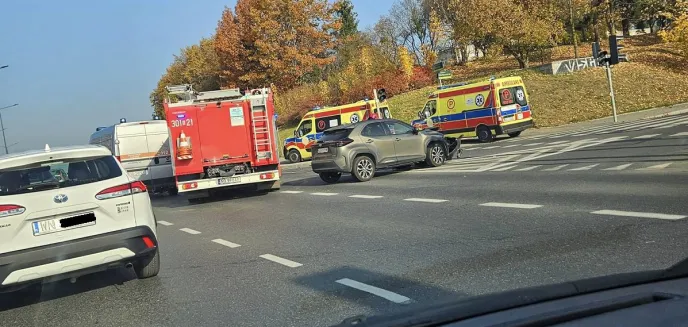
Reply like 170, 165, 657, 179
176, 170, 280, 193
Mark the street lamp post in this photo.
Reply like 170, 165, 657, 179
0, 104, 19, 154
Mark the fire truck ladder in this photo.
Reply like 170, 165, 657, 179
250, 88, 273, 160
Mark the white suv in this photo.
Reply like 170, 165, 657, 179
0, 145, 160, 291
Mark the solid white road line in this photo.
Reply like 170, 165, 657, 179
639, 163, 672, 170
349, 195, 384, 199
503, 144, 520, 148
480, 202, 543, 209
569, 164, 599, 171
281, 190, 304, 194
482, 146, 500, 150
212, 239, 241, 248
179, 228, 201, 235
524, 142, 543, 146
547, 141, 569, 145
515, 165, 541, 171
603, 163, 632, 171
404, 198, 448, 203
259, 254, 303, 268
633, 134, 660, 139
543, 164, 569, 171
157, 220, 174, 226
336, 278, 412, 304
670, 132, 688, 137
311, 192, 339, 196
591, 210, 686, 220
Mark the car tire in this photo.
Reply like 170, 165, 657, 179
425, 143, 446, 167
508, 131, 522, 138
319, 172, 341, 184
351, 155, 375, 182
287, 150, 301, 163
477, 125, 493, 143
134, 248, 160, 279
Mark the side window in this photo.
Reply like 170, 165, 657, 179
423, 100, 437, 117
500, 86, 527, 106
361, 123, 388, 137
297, 120, 313, 137
384, 122, 414, 135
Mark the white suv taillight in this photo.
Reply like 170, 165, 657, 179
0, 205, 26, 218
95, 181, 147, 200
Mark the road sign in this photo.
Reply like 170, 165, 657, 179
438, 70, 452, 80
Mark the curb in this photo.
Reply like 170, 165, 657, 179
646, 108, 688, 119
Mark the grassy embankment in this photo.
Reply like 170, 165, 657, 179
278, 35, 688, 153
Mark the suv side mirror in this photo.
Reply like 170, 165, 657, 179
294, 130, 299, 138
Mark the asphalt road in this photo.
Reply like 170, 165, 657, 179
1, 114, 687, 327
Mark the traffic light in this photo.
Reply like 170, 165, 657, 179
377, 88, 387, 102
609, 35, 625, 65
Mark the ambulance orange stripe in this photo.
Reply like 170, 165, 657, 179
439, 85, 491, 99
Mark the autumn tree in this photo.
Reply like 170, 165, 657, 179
334, 0, 359, 38
149, 38, 221, 118
214, 0, 340, 90
659, 0, 688, 56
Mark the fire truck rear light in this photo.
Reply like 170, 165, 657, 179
142, 236, 155, 248
260, 173, 275, 180
0, 205, 26, 218
182, 182, 198, 190
96, 181, 148, 200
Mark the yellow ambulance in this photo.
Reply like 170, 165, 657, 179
411, 76, 533, 142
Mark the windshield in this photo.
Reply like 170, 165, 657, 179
0, 156, 122, 196
3, 0, 688, 326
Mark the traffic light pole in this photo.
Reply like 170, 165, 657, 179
604, 61, 618, 123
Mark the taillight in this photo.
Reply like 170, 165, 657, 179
181, 182, 198, 190
95, 181, 148, 200
260, 172, 275, 180
142, 236, 155, 248
334, 138, 354, 147
0, 205, 26, 218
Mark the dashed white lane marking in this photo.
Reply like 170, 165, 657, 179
157, 220, 174, 226
543, 164, 569, 171
670, 132, 688, 137
336, 278, 412, 304
349, 195, 384, 199
515, 165, 541, 171
603, 163, 632, 171
524, 142, 543, 147
492, 165, 517, 171
569, 164, 600, 171
638, 163, 672, 170
259, 254, 303, 268
281, 190, 304, 194
503, 144, 520, 148
633, 134, 660, 139
212, 239, 241, 248
179, 228, 201, 235
404, 198, 448, 203
591, 210, 686, 220
480, 202, 543, 209
311, 192, 339, 196
547, 140, 568, 145
482, 146, 500, 150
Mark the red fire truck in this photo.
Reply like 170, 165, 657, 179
163, 84, 281, 202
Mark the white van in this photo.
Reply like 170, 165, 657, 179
89, 119, 176, 194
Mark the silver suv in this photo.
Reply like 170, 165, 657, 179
311, 119, 450, 183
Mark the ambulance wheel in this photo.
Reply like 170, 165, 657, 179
508, 131, 522, 138
287, 150, 301, 163
319, 172, 341, 184
477, 125, 493, 143
352, 155, 375, 182
425, 142, 446, 167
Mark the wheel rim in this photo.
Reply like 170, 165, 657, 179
289, 152, 298, 162
356, 158, 373, 179
479, 129, 489, 140
431, 145, 445, 165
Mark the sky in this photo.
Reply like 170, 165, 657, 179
0, 0, 395, 153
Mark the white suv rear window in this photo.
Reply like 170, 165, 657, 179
0, 156, 122, 196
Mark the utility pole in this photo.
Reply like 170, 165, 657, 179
0, 104, 18, 154
569, 0, 578, 59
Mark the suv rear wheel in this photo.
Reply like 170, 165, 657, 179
352, 155, 375, 182
134, 249, 160, 279
426, 143, 446, 167
319, 172, 341, 184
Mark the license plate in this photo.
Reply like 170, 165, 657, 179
218, 177, 240, 185
32, 214, 96, 236
317, 147, 329, 154
517, 113, 524, 120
